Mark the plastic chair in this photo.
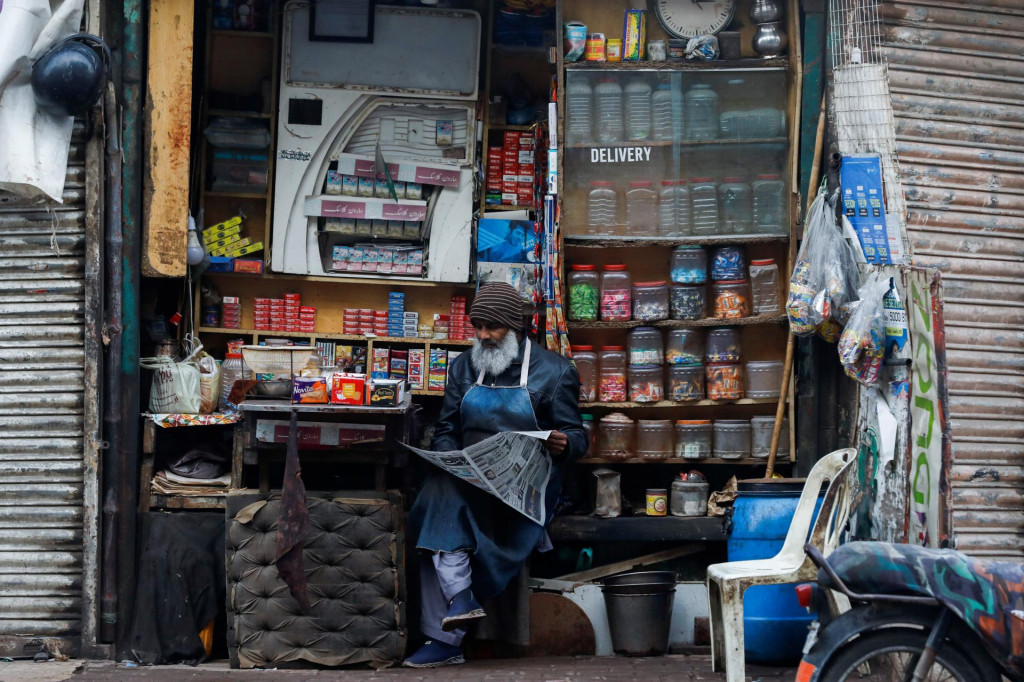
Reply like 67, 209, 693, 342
706, 447, 857, 682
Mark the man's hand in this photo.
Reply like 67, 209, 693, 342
545, 430, 569, 456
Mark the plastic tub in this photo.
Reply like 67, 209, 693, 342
751, 415, 790, 458
568, 264, 600, 321
749, 259, 781, 315
601, 265, 632, 321
629, 364, 664, 403
666, 328, 705, 365
705, 327, 742, 363
628, 327, 664, 366
670, 283, 708, 320
633, 281, 670, 321
710, 245, 747, 281
745, 360, 785, 399
675, 420, 712, 459
712, 279, 752, 319
713, 419, 751, 459
707, 362, 744, 401
671, 477, 709, 516
572, 345, 598, 402
671, 245, 707, 284
667, 364, 705, 402
598, 413, 635, 460
635, 420, 674, 460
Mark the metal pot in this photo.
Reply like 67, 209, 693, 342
749, 0, 784, 24
603, 570, 677, 587
752, 22, 789, 58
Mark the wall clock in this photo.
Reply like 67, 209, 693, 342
649, 0, 737, 38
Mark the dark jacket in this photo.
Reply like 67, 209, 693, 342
431, 338, 587, 462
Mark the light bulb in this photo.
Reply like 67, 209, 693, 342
186, 214, 205, 266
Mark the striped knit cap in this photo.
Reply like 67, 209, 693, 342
470, 282, 524, 331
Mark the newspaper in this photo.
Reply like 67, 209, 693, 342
404, 431, 552, 525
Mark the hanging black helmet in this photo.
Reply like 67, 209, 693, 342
31, 33, 111, 117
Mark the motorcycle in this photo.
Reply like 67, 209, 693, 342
795, 541, 1024, 682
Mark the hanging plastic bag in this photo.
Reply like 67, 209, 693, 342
787, 190, 860, 339
141, 357, 201, 414
197, 352, 222, 415
837, 272, 889, 386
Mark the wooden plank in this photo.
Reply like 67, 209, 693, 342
554, 543, 706, 583
142, 0, 193, 277
547, 515, 727, 543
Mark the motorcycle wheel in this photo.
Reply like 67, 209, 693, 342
817, 628, 987, 682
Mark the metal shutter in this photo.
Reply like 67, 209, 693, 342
883, 1, 1024, 558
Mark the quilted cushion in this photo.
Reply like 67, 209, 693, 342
226, 491, 406, 668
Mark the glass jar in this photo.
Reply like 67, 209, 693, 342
595, 77, 625, 144
745, 360, 785, 399
666, 328, 705, 365
627, 326, 664, 366
751, 415, 790, 458
675, 420, 712, 459
684, 83, 719, 141
670, 283, 708, 320
572, 345, 598, 402
598, 345, 628, 402
707, 362, 744, 401
581, 413, 597, 457
752, 173, 787, 234
626, 181, 658, 236
719, 177, 753, 234
636, 419, 673, 460
219, 353, 252, 411
629, 364, 664, 403
668, 364, 705, 402
713, 419, 752, 459
670, 245, 707, 284
749, 258, 781, 315
712, 279, 753, 319
600, 265, 632, 321
705, 327, 742, 363
599, 412, 635, 460
587, 181, 619, 236
624, 80, 653, 141
710, 245, 747, 281
632, 280, 669, 321
568, 264, 600, 321
690, 177, 719, 235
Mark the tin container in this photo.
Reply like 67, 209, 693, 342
606, 38, 623, 61
671, 477, 709, 517
646, 488, 668, 516
675, 420, 712, 459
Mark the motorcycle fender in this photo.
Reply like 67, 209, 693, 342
800, 604, 941, 681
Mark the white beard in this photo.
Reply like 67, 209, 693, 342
470, 333, 520, 378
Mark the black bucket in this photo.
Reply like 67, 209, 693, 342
601, 571, 676, 656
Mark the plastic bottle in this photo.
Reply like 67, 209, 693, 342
690, 177, 720, 235
595, 77, 624, 144
748, 258, 781, 315
658, 181, 679, 236
625, 181, 658, 236
752, 174, 787, 234
624, 80, 653, 141
219, 353, 251, 411
566, 76, 594, 144
651, 83, 679, 141
684, 83, 719, 141
719, 177, 753, 234
587, 181, 618, 235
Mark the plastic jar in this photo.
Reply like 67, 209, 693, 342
624, 80, 653, 141
572, 345, 598, 402
587, 181, 619, 236
710, 245, 747, 281
628, 326, 664, 366
658, 180, 679, 236
633, 280, 670, 321
599, 412, 635, 460
719, 177, 753, 234
219, 353, 252, 411
713, 419, 752, 459
671, 245, 707, 284
705, 327, 742, 363
748, 258, 781, 315
745, 360, 785, 399
671, 283, 708, 320
598, 345, 628, 402
684, 83, 719, 141
595, 77, 625, 144
707, 362, 744, 401
600, 265, 632, 321
626, 181, 658, 236
666, 328, 705, 365
629, 364, 664, 403
568, 264, 600, 321
668, 364, 705, 402
675, 420, 712, 459
636, 419, 674, 460
712, 279, 753, 319
581, 413, 597, 457
565, 77, 593, 145
751, 415, 791, 458
651, 83, 679, 141
690, 178, 719, 235
752, 174, 787, 234
671, 475, 709, 517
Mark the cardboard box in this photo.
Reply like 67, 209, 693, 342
372, 347, 390, 379
233, 258, 263, 274
366, 378, 405, 407
428, 347, 448, 391
330, 372, 366, 405
408, 348, 425, 390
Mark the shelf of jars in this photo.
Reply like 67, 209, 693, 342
564, 137, 786, 150
575, 457, 789, 466
565, 234, 786, 248
579, 398, 777, 409
567, 314, 786, 330
564, 58, 788, 72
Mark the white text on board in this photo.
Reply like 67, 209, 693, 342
590, 147, 653, 163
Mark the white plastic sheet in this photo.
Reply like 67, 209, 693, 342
0, 0, 85, 201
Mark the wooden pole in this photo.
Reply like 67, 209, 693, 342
766, 98, 826, 479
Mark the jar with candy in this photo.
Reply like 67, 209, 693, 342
581, 413, 597, 457
629, 364, 664, 403
632, 281, 670, 321
710, 245, 747, 281
666, 328, 705, 365
598, 412, 635, 460
668, 363, 705, 402
705, 327, 742, 363
598, 345, 628, 402
707, 362, 744, 401
713, 419, 751, 459
572, 345, 598, 402
675, 419, 712, 459
670, 283, 708, 320
712, 279, 753, 319
568, 264, 599, 321
628, 327, 664, 366
600, 264, 632, 321
635, 420, 673, 460
671, 245, 707, 284
748, 258, 781, 315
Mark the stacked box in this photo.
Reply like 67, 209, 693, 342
432, 313, 449, 340
387, 292, 405, 338
491, 131, 537, 207
222, 296, 241, 329
315, 341, 335, 367
427, 347, 448, 391
372, 347, 390, 379
252, 294, 314, 333
449, 295, 468, 340
389, 349, 408, 380
343, 308, 360, 335
373, 310, 388, 337
447, 350, 463, 384
408, 348, 425, 390
402, 311, 419, 338
330, 245, 424, 276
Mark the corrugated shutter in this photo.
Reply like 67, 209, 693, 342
0, 125, 91, 653
883, 1, 1024, 558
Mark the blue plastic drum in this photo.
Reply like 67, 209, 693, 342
727, 479, 822, 664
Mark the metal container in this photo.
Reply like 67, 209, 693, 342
671, 478, 709, 517
602, 571, 677, 656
